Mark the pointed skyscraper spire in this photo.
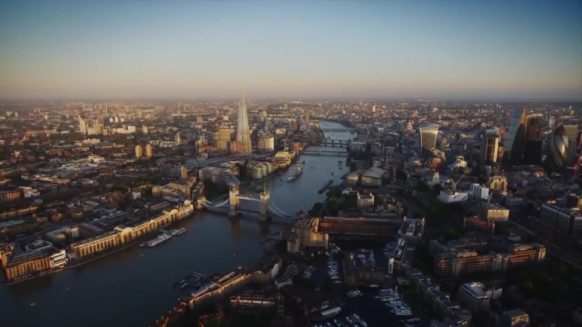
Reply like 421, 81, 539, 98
235, 90, 252, 154
240, 89, 246, 108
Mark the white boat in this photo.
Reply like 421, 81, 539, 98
147, 233, 172, 247
320, 306, 341, 318
287, 164, 303, 182
393, 308, 413, 317
170, 227, 186, 236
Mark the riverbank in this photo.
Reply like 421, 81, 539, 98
3, 207, 196, 286
0, 120, 356, 327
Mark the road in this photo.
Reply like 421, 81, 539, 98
508, 218, 582, 271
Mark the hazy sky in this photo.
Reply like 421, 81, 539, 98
0, 0, 581, 100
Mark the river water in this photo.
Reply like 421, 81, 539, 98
0, 121, 354, 327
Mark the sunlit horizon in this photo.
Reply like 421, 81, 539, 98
1, 0, 581, 100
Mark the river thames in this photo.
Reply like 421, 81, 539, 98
0, 121, 354, 327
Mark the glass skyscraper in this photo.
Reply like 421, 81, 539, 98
419, 124, 439, 157
235, 91, 253, 154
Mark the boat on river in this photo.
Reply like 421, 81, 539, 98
287, 164, 303, 182
147, 233, 172, 247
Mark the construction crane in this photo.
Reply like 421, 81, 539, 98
451, 173, 467, 193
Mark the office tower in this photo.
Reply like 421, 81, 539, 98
524, 114, 543, 165
175, 132, 182, 145
419, 124, 439, 157
546, 125, 569, 173
505, 108, 527, 164
214, 126, 232, 152
145, 143, 153, 158
563, 124, 579, 164
258, 134, 275, 152
180, 166, 188, 179
481, 129, 500, 165
78, 115, 88, 135
288, 118, 298, 132
235, 91, 252, 154
135, 145, 143, 159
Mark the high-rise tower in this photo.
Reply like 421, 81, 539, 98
546, 125, 569, 173
419, 124, 439, 158
505, 108, 527, 164
480, 128, 500, 165
235, 91, 253, 154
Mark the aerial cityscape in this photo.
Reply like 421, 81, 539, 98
0, 1, 581, 327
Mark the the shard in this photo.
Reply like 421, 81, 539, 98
236, 91, 253, 154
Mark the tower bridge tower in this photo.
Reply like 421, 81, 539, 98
229, 186, 240, 217
260, 190, 270, 219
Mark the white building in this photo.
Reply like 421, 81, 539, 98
356, 192, 375, 209
469, 184, 490, 200
457, 282, 502, 312
438, 190, 468, 203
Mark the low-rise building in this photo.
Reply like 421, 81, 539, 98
286, 218, 329, 253
457, 282, 502, 312
481, 203, 510, 223
346, 171, 359, 186
432, 240, 546, 277
469, 184, 490, 200
498, 309, 530, 327
361, 167, 384, 187
488, 175, 508, 194
2, 251, 51, 283
356, 192, 374, 209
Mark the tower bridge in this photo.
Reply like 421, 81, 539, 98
202, 187, 296, 222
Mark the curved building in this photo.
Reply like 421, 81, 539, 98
547, 126, 569, 172
419, 124, 439, 157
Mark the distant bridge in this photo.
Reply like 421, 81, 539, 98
302, 149, 347, 157
320, 128, 356, 133
312, 139, 350, 148
203, 187, 296, 222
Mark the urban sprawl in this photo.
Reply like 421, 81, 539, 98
0, 96, 581, 327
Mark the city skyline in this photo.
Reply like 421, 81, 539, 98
1, 0, 581, 100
